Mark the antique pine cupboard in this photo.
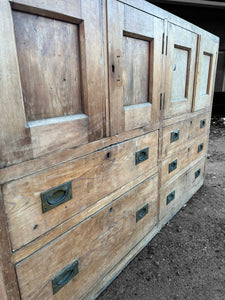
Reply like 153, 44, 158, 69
0, 0, 219, 299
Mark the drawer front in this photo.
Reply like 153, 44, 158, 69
161, 113, 209, 158
159, 158, 205, 222
3, 131, 158, 250
16, 175, 158, 300
161, 134, 208, 184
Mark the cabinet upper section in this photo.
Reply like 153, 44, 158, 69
0, 0, 219, 168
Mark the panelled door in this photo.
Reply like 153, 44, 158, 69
163, 22, 197, 119
0, 0, 105, 167
107, 0, 164, 135
193, 36, 218, 111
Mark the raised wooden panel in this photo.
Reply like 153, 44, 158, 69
193, 36, 219, 111
0, 0, 106, 166
164, 23, 197, 119
13, 11, 82, 122
123, 35, 150, 106
15, 174, 158, 299
171, 47, 189, 101
200, 53, 212, 96
108, 0, 163, 134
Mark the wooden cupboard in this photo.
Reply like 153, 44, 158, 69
0, 0, 219, 299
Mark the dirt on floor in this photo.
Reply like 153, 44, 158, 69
98, 116, 225, 300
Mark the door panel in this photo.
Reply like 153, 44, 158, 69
108, 0, 164, 135
193, 36, 218, 111
0, 0, 105, 167
164, 23, 197, 119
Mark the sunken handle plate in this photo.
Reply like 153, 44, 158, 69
170, 129, 180, 143
136, 203, 149, 223
135, 147, 149, 165
41, 181, 72, 213
195, 168, 201, 179
52, 259, 79, 294
167, 190, 175, 205
169, 159, 177, 173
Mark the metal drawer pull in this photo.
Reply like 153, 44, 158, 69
135, 147, 149, 165
41, 181, 72, 213
198, 143, 204, 153
167, 190, 175, 205
170, 129, 180, 143
195, 168, 201, 179
169, 159, 177, 173
52, 259, 79, 294
136, 203, 148, 223
200, 119, 206, 128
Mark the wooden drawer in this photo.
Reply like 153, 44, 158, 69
15, 174, 158, 300
3, 131, 158, 251
159, 157, 205, 222
161, 134, 208, 184
161, 113, 209, 159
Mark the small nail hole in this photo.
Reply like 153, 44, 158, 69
112, 64, 115, 73
106, 152, 111, 159
109, 207, 113, 213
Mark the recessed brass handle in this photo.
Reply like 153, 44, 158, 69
167, 190, 175, 205
169, 159, 177, 173
170, 129, 180, 143
136, 203, 149, 223
198, 143, 204, 153
41, 181, 72, 213
200, 119, 206, 128
195, 168, 201, 179
52, 259, 79, 294
135, 147, 149, 165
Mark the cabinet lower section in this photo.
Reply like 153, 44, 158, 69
15, 174, 158, 299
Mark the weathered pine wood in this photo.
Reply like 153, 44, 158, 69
159, 157, 205, 221
164, 22, 197, 118
161, 112, 210, 159
0, 189, 20, 299
0, 123, 160, 185
15, 174, 158, 300
29, 116, 88, 158
10, 0, 82, 21
108, 0, 164, 133
160, 134, 208, 184
0, 0, 33, 168
118, 0, 219, 42
4, 131, 158, 250
85, 158, 206, 300
192, 36, 219, 111
13, 10, 82, 121
1, 0, 106, 167
11, 166, 158, 264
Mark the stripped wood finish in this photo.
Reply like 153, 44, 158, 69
193, 35, 219, 111
0, 0, 106, 167
0, 0, 219, 298
160, 134, 208, 184
161, 112, 210, 158
159, 157, 206, 221
164, 22, 197, 118
15, 175, 158, 300
3, 131, 158, 250
107, 0, 164, 134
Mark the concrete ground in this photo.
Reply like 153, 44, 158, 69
98, 116, 225, 300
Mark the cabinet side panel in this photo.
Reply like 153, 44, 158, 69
0, 189, 20, 299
